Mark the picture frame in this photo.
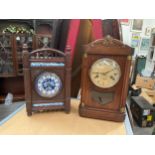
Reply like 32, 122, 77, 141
131, 33, 141, 48
118, 19, 130, 25
145, 27, 152, 36
151, 33, 155, 46
140, 38, 150, 51
151, 27, 155, 33
131, 19, 143, 32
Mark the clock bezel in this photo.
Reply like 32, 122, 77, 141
34, 71, 62, 98
89, 58, 121, 89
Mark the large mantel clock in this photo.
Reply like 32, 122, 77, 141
79, 36, 134, 122
23, 45, 71, 116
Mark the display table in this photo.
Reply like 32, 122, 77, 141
0, 99, 129, 135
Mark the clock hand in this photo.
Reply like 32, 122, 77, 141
92, 68, 117, 76
110, 75, 115, 81
101, 68, 116, 75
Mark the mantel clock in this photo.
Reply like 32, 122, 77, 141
23, 44, 71, 116
79, 36, 134, 122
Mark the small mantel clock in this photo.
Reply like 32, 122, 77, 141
23, 44, 71, 116
79, 36, 134, 122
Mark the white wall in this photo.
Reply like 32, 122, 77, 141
121, 19, 155, 57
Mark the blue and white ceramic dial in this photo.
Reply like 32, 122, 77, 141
35, 72, 62, 98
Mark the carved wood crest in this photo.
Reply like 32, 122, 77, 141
90, 35, 126, 48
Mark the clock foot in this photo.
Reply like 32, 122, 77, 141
27, 111, 32, 116
65, 109, 70, 114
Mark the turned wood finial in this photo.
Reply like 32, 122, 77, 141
22, 44, 29, 68
65, 45, 71, 66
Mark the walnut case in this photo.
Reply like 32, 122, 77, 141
79, 36, 134, 122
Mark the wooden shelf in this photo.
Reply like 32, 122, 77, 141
0, 94, 25, 104
0, 74, 16, 77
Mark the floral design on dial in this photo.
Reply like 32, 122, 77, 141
35, 72, 62, 98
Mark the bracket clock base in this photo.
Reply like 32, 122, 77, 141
26, 105, 70, 117
79, 103, 125, 122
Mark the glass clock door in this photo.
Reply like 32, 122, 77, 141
0, 34, 16, 77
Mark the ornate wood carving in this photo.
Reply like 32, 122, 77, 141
90, 35, 125, 47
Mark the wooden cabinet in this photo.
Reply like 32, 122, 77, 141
14, 34, 35, 76
0, 19, 59, 103
0, 33, 35, 76
0, 34, 16, 77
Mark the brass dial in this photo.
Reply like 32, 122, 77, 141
89, 58, 121, 88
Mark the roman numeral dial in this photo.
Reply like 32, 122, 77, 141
89, 58, 121, 88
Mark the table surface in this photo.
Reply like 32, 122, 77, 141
0, 99, 126, 135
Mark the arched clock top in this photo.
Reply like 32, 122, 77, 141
22, 44, 71, 116
22, 44, 71, 65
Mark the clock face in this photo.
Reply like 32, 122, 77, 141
89, 58, 121, 88
35, 72, 62, 98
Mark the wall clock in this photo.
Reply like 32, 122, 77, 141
23, 44, 71, 116
79, 36, 134, 122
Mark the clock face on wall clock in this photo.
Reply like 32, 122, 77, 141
35, 72, 62, 98
89, 58, 121, 88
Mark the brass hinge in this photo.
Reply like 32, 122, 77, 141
120, 107, 125, 113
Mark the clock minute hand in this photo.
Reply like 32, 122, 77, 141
92, 68, 116, 76
101, 68, 116, 75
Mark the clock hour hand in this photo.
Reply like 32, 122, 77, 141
101, 68, 116, 75
92, 70, 113, 76
92, 68, 116, 77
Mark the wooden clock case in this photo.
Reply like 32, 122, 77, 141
79, 36, 134, 122
23, 45, 71, 116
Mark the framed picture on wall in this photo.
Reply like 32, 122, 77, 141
140, 38, 150, 51
151, 33, 155, 46
118, 19, 130, 25
145, 27, 152, 36
152, 27, 155, 33
131, 19, 143, 32
131, 33, 141, 48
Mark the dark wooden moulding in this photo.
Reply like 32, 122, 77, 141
79, 36, 134, 122
23, 44, 71, 116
